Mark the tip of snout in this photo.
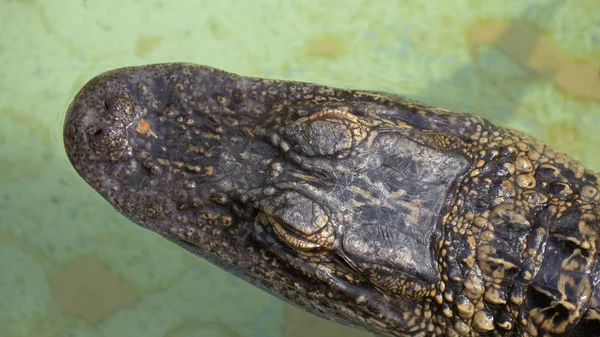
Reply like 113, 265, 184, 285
63, 70, 141, 190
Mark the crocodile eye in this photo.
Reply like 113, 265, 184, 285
282, 109, 370, 157
258, 191, 335, 252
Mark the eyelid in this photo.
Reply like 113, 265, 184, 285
283, 108, 372, 157
271, 218, 322, 251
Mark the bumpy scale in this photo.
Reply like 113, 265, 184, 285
63, 63, 600, 337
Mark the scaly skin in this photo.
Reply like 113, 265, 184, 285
63, 63, 600, 337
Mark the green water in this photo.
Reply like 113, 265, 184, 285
1, 1, 599, 336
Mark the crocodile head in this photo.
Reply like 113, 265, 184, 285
64, 63, 600, 337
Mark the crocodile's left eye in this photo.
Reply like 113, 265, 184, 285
283, 109, 370, 157
258, 191, 336, 252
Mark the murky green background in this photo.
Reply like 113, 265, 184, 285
1, 1, 599, 336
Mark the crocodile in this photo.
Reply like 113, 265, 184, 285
63, 63, 600, 337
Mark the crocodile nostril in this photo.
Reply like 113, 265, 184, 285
87, 124, 133, 163
85, 124, 103, 138
102, 96, 135, 127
